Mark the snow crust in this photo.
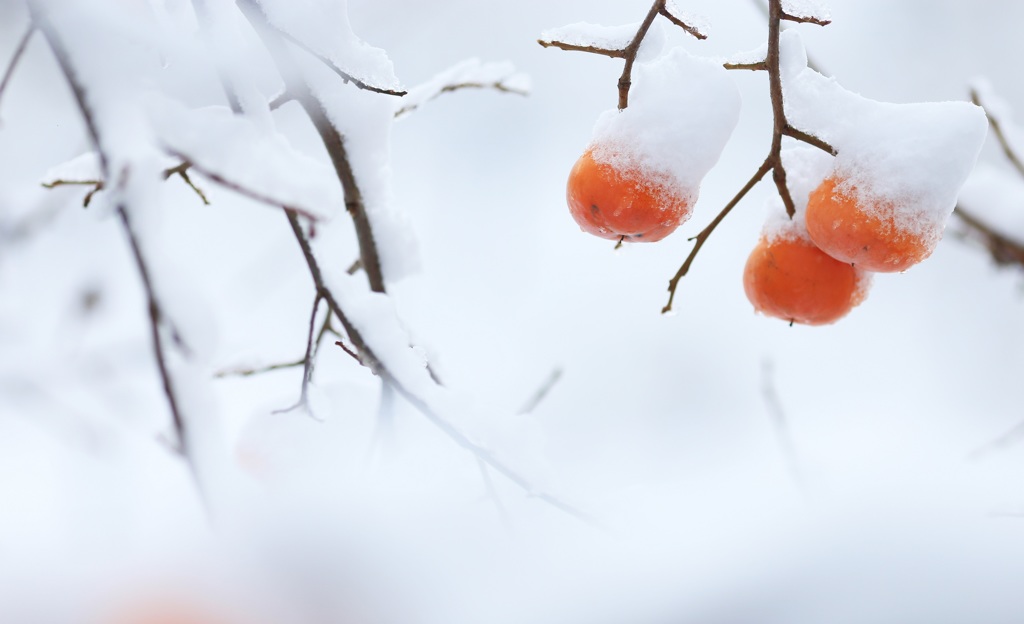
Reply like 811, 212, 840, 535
780, 31, 987, 238
588, 48, 740, 205
663, 1, 711, 36
724, 42, 767, 66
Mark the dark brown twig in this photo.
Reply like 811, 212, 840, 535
30, 3, 211, 512
0, 25, 34, 121
538, 0, 706, 109
165, 150, 321, 221
662, 0, 834, 313
162, 161, 210, 205
394, 79, 529, 119
268, 24, 406, 97
273, 294, 323, 416
238, 0, 387, 294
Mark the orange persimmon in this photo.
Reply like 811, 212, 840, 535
743, 234, 869, 325
566, 148, 691, 242
805, 177, 939, 273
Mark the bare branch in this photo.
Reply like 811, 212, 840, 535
0, 25, 34, 121
273, 294, 323, 416
971, 87, 1024, 179
724, 61, 767, 71
535, 39, 626, 59
41, 178, 105, 207
780, 11, 831, 26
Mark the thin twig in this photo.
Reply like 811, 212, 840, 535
662, 0, 834, 313
41, 178, 105, 207
31, 3, 210, 512
538, 0, 705, 109
724, 61, 768, 71
238, 0, 387, 294
162, 161, 210, 205
477, 458, 514, 534
971, 87, 1024, 179
518, 368, 563, 415
663, 158, 772, 313
273, 294, 323, 415
164, 150, 320, 221
0, 24, 34, 121
394, 80, 529, 119
536, 40, 625, 59
269, 24, 406, 97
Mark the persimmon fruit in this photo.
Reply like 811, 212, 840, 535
805, 177, 938, 273
566, 148, 691, 242
743, 234, 869, 326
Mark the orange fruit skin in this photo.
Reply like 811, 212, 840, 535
743, 235, 868, 326
805, 177, 936, 273
566, 149, 691, 242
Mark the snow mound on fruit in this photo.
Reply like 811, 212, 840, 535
780, 31, 987, 238
761, 147, 833, 244
588, 47, 740, 206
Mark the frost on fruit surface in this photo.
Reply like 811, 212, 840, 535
782, 0, 832, 22
959, 165, 1024, 245
395, 59, 530, 120
539, 21, 667, 61
148, 99, 342, 220
256, 0, 402, 91
588, 48, 740, 206
780, 31, 987, 238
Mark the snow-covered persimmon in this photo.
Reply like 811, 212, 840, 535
805, 177, 939, 272
743, 233, 869, 325
566, 147, 691, 242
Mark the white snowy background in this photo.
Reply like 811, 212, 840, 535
2, 0, 1024, 622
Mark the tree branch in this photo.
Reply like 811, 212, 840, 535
238, 0, 387, 293
662, 0, 833, 313
268, 23, 406, 97
971, 87, 1024, 179
539, 0, 705, 109
31, 3, 210, 512
394, 79, 529, 119
0, 24, 34, 122
663, 157, 773, 313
